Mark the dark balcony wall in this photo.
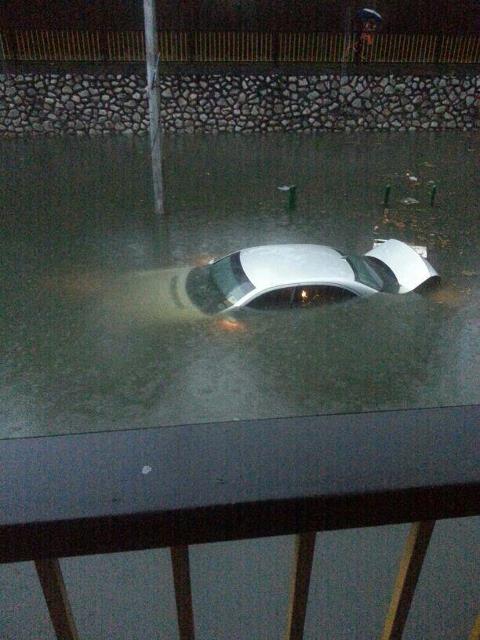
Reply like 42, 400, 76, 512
1, 0, 479, 32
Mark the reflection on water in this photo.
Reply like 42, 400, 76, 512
1, 132, 479, 437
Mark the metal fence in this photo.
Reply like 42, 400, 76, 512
1, 30, 480, 63
1, 405, 479, 640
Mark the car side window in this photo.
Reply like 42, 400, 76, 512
293, 285, 357, 307
246, 287, 296, 310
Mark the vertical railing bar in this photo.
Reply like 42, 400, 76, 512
67, 30, 73, 61
375, 32, 382, 62
450, 35, 458, 63
65, 31, 70, 61
426, 34, 433, 62
468, 612, 480, 640
465, 35, 473, 62
417, 34, 425, 62
72, 30, 77, 60
34, 29, 40, 60
429, 34, 436, 63
461, 35, 469, 62
0, 31, 7, 59
171, 546, 195, 640
455, 35, 463, 63
410, 34, 417, 62
415, 34, 421, 63
405, 35, 411, 62
43, 30, 50, 61
456, 35, 464, 63
472, 36, 479, 62
284, 532, 317, 640
35, 558, 80, 640
463, 36, 472, 63
474, 35, 480, 62
380, 521, 435, 640
385, 34, 391, 62
89, 31, 94, 61
447, 35, 454, 63
459, 35, 467, 62
402, 33, 407, 61
95, 31, 101, 61
469, 35, 478, 62
15, 31, 22, 59
442, 35, 450, 63
314, 32, 319, 62
59, 30, 64, 61
421, 34, 427, 62
69, 31, 78, 60
25, 30, 32, 60
381, 33, 387, 62
370, 32, 376, 62
396, 33, 402, 62
76, 31, 82, 61
392, 33, 398, 62
82, 31, 87, 61
22, 31, 29, 60
48, 30, 54, 60
423, 34, 429, 62
6, 30, 12, 58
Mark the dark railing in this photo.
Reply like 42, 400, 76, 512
1, 404, 479, 639
1, 30, 480, 63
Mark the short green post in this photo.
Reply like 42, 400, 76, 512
430, 183, 437, 207
288, 185, 297, 210
383, 184, 391, 208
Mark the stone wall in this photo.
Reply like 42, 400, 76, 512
0, 70, 478, 137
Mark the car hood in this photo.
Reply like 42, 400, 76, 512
365, 239, 439, 293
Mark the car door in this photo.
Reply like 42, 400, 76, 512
292, 285, 358, 307
245, 287, 296, 310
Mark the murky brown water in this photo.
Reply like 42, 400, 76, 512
1, 131, 479, 437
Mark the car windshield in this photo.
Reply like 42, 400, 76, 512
345, 255, 384, 291
185, 252, 254, 314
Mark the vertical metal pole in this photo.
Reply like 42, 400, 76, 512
143, 0, 165, 219
35, 559, 80, 640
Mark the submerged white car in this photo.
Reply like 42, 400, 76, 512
103, 239, 439, 326
184, 239, 439, 313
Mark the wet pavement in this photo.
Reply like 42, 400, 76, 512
1, 131, 479, 437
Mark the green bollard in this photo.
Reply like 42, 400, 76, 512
383, 184, 391, 208
430, 183, 437, 207
288, 185, 297, 210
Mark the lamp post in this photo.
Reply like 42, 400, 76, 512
143, 0, 165, 219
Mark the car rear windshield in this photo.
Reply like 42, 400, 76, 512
345, 255, 384, 291
185, 252, 255, 314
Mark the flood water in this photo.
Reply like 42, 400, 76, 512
1, 131, 479, 438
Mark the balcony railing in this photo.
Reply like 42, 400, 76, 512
1, 404, 479, 639
1, 30, 480, 64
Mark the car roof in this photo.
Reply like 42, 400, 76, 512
239, 244, 355, 290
